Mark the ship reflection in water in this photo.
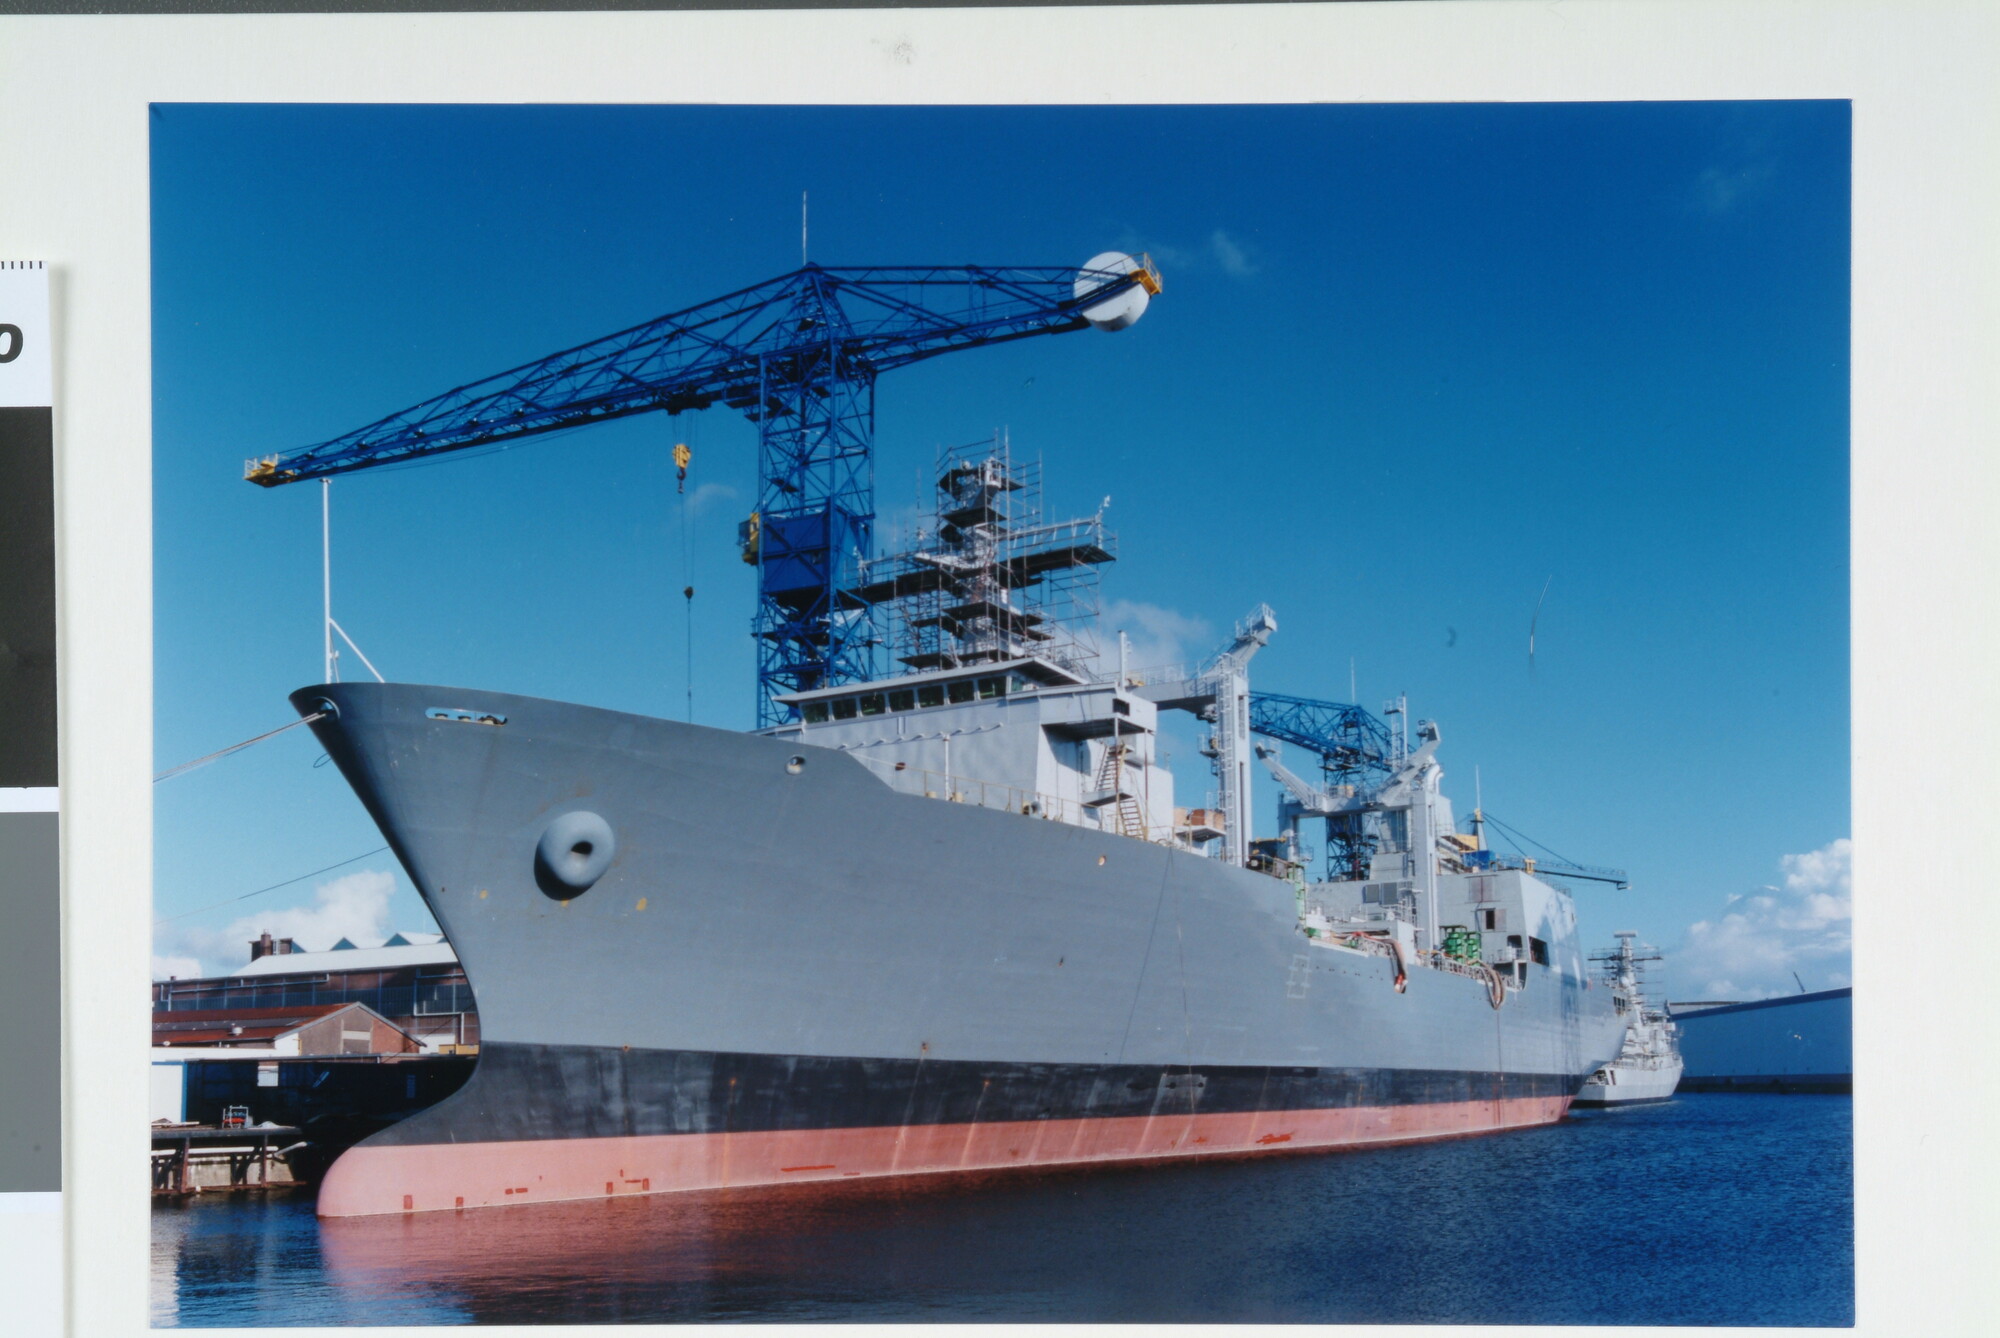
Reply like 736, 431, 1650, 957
153, 1092, 1852, 1327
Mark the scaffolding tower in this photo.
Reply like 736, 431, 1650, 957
852, 434, 1114, 678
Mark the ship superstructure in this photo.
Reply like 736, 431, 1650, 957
1575, 932, 1683, 1106
767, 437, 1176, 841
763, 442, 1589, 1004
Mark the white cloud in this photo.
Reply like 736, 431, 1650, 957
874, 499, 936, 553
155, 867, 399, 979
1111, 231, 1257, 280
1210, 229, 1258, 277
1691, 132, 1776, 217
1101, 598, 1211, 677
682, 481, 738, 518
1694, 164, 1770, 215
1119, 233, 1192, 270
1670, 838, 1851, 999
151, 954, 205, 982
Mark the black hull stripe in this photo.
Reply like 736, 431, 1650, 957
370, 1042, 1585, 1147
1677, 1075, 1851, 1094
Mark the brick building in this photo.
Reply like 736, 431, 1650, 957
152, 1001, 421, 1056
152, 931, 478, 1051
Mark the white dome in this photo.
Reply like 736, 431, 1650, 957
1074, 251, 1150, 332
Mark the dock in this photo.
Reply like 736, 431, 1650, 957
151, 1123, 305, 1195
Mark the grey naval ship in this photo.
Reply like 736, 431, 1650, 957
300, 440, 1627, 1217
1574, 933, 1684, 1106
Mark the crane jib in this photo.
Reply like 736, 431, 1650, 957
244, 264, 1146, 486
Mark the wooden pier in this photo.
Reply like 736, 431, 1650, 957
151, 1124, 305, 1195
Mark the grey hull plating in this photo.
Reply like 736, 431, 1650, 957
299, 683, 1624, 1176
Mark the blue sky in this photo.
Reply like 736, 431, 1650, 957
151, 102, 1850, 997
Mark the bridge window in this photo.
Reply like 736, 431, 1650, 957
889, 689, 916, 712
831, 697, 858, 720
802, 702, 829, 724
917, 683, 945, 709
948, 679, 976, 704
978, 676, 1005, 700
858, 693, 887, 717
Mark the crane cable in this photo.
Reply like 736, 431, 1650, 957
153, 845, 390, 924
1480, 810, 1584, 869
674, 432, 695, 722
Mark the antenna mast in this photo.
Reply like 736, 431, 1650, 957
321, 479, 335, 682
1473, 764, 1484, 848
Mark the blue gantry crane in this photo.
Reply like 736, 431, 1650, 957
1245, 692, 1627, 887
1247, 692, 1396, 788
1247, 691, 1396, 877
246, 256, 1161, 724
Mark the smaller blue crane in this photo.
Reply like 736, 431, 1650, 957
1248, 691, 1395, 878
1248, 693, 1627, 887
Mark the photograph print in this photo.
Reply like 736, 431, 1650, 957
149, 100, 1851, 1326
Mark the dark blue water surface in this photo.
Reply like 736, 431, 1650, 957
152, 1093, 1852, 1326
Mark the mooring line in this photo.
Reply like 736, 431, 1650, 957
152, 846, 391, 924
153, 713, 324, 784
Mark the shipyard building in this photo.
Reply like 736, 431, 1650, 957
1668, 988, 1851, 1093
151, 932, 478, 1128
152, 931, 477, 1050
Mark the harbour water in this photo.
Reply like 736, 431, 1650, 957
152, 1092, 1851, 1326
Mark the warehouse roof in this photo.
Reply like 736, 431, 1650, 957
226, 935, 458, 978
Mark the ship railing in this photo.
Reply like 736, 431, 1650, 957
845, 753, 1201, 849
862, 760, 1171, 842
1322, 930, 1400, 961
1120, 660, 1191, 688
1317, 932, 1506, 989
1420, 950, 1493, 983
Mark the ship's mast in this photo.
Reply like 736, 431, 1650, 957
1592, 931, 1665, 1011
1193, 606, 1277, 867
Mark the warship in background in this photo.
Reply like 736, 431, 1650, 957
296, 438, 1629, 1217
1574, 932, 1682, 1107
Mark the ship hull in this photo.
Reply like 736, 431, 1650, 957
319, 1041, 1574, 1214
1572, 1059, 1684, 1106
297, 683, 1626, 1216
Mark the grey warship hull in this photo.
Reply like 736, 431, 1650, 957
299, 682, 1625, 1217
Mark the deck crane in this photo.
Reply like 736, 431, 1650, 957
1246, 690, 1396, 878
1248, 697, 1628, 889
244, 254, 1163, 725
1130, 606, 1277, 869
1193, 605, 1278, 870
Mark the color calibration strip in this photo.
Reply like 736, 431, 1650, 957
0, 261, 63, 1338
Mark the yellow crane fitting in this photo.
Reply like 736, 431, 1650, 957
1130, 254, 1164, 295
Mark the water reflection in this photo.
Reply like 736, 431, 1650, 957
319, 1168, 1188, 1323
159, 1095, 1854, 1326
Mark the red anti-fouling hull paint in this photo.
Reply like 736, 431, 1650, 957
318, 1095, 1571, 1217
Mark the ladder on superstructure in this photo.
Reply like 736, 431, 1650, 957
1092, 742, 1146, 839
